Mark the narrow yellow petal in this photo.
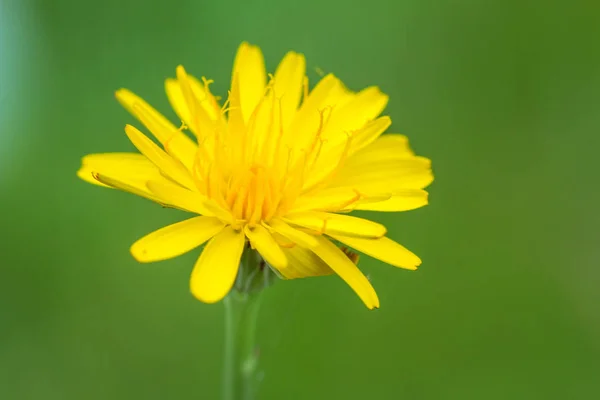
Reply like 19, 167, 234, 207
313, 117, 392, 165
266, 219, 318, 248
284, 211, 386, 238
331, 156, 434, 192
290, 188, 363, 213
125, 125, 196, 189
347, 116, 392, 155
274, 51, 306, 129
243, 89, 276, 164
322, 86, 389, 140
77, 153, 155, 188
288, 74, 355, 148
292, 188, 393, 213
311, 236, 379, 309
244, 225, 288, 270
353, 190, 429, 212
131, 216, 225, 263
349, 133, 414, 163
227, 74, 246, 135
300, 117, 390, 189
279, 245, 334, 279
115, 88, 197, 170
175, 65, 202, 134
190, 226, 245, 303
115, 89, 176, 143
92, 172, 168, 205
79, 153, 175, 204
78, 168, 110, 187
330, 235, 421, 270
271, 232, 295, 248
146, 180, 230, 220
165, 75, 222, 138
232, 42, 266, 122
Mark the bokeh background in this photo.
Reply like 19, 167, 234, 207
1, 0, 599, 398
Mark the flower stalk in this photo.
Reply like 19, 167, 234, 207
223, 246, 277, 400
223, 291, 261, 400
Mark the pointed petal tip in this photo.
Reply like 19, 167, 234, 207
123, 124, 136, 135
176, 65, 187, 76
114, 88, 129, 99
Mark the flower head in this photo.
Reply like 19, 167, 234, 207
78, 42, 433, 309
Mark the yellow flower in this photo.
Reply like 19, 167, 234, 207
78, 42, 433, 309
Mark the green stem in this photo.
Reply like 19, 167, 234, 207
223, 290, 262, 400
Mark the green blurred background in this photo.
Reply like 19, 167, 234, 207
1, 0, 599, 398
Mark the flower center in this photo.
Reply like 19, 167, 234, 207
188, 77, 353, 227
224, 164, 277, 226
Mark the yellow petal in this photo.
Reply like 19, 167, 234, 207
322, 86, 388, 141
279, 245, 334, 279
92, 172, 168, 205
274, 51, 306, 129
288, 74, 355, 147
115, 89, 175, 142
244, 225, 288, 270
349, 133, 414, 163
125, 125, 195, 189
115, 88, 197, 170
311, 236, 379, 309
231, 42, 266, 122
172, 66, 224, 137
291, 188, 363, 213
353, 190, 428, 212
243, 89, 277, 164
292, 187, 392, 213
79, 153, 176, 204
266, 219, 318, 248
347, 116, 392, 154
146, 180, 230, 220
271, 232, 295, 248
78, 169, 110, 187
227, 73, 246, 135
131, 216, 225, 263
284, 211, 386, 238
77, 153, 155, 188
300, 116, 392, 190
165, 76, 222, 138
190, 226, 245, 303
331, 156, 434, 192
330, 235, 421, 270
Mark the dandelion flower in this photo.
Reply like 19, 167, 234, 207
78, 42, 433, 309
